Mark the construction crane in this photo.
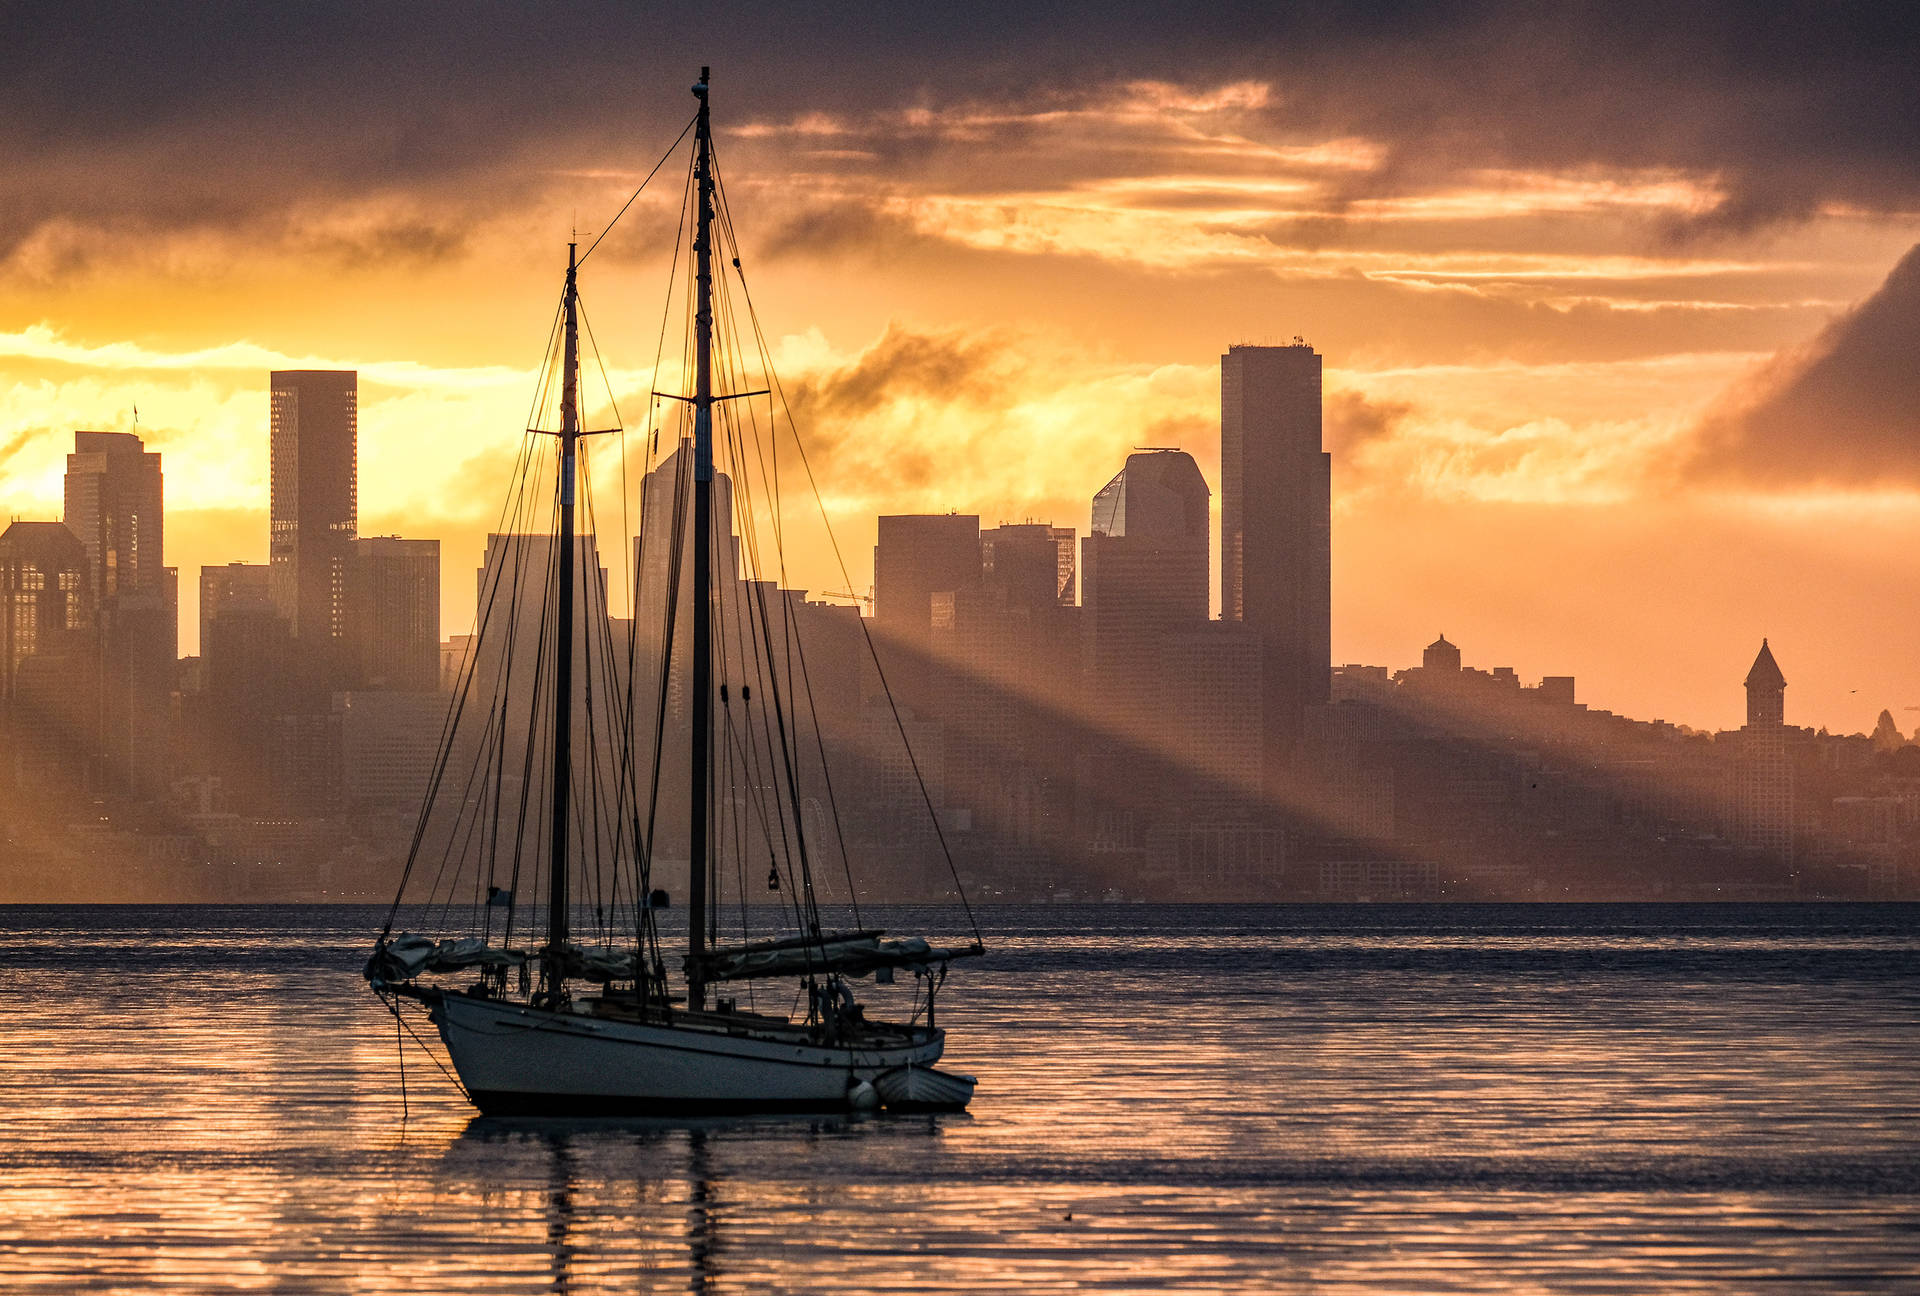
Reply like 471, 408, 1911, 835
818, 588, 874, 611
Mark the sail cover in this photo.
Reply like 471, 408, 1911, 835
691, 933, 983, 983
366, 935, 647, 985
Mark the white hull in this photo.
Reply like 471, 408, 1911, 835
875, 1063, 976, 1112
429, 993, 944, 1115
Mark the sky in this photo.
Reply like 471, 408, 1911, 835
2, 1, 1916, 734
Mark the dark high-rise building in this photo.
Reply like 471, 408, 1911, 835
875, 514, 981, 638
1733, 639, 1792, 862
65, 431, 164, 605
269, 370, 358, 654
200, 563, 273, 654
981, 523, 1075, 610
64, 431, 174, 794
1082, 450, 1210, 740
201, 601, 293, 811
348, 537, 439, 691
1221, 342, 1330, 752
0, 521, 95, 793
874, 513, 980, 709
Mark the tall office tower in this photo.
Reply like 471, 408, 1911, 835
1160, 621, 1265, 811
875, 514, 981, 636
1081, 450, 1210, 741
269, 371, 358, 655
202, 600, 293, 811
0, 522, 95, 792
981, 523, 1075, 610
200, 563, 273, 654
1733, 639, 1793, 863
632, 440, 739, 726
874, 513, 980, 709
347, 537, 440, 691
64, 431, 173, 794
1221, 342, 1330, 755
65, 431, 165, 603
981, 522, 1075, 608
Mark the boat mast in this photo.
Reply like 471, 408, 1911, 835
687, 66, 715, 1010
548, 241, 581, 971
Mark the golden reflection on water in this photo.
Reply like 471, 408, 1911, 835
0, 906, 1915, 1293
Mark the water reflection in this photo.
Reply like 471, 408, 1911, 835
0, 905, 1914, 1293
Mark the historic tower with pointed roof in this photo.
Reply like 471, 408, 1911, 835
1733, 638, 1793, 865
1745, 638, 1786, 728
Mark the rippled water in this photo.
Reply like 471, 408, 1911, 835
1, 903, 1916, 1292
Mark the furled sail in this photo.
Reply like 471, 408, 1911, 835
366, 935, 645, 986
691, 932, 984, 983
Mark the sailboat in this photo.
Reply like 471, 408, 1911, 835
365, 68, 983, 1116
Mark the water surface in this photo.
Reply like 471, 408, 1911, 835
1, 903, 1915, 1292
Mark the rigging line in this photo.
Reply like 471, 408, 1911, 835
382, 993, 470, 1100
576, 296, 648, 933
634, 444, 691, 993
493, 452, 553, 949
382, 422, 545, 935
785, 599, 864, 929
705, 264, 824, 939
386, 430, 536, 932
577, 112, 698, 266
722, 234, 982, 950
417, 426, 553, 927
715, 443, 816, 944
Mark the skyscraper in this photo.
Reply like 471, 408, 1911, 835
64, 431, 173, 794
981, 522, 1075, 608
875, 514, 981, 637
1220, 342, 1330, 754
0, 522, 92, 705
64, 431, 164, 604
348, 537, 439, 691
269, 370, 358, 654
200, 562, 273, 655
0, 522, 94, 792
1081, 450, 1210, 739
1733, 639, 1793, 863
874, 513, 980, 709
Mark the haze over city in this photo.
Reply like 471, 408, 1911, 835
5, 4, 1918, 737
6, 9, 1920, 1296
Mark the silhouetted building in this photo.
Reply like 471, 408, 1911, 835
64, 431, 175, 794
203, 600, 295, 803
981, 522, 1074, 608
348, 536, 439, 691
0, 521, 94, 792
270, 370, 357, 669
338, 690, 447, 806
1733, 639, 1793, 863
65, 431, 165, 605
200, 563, 272, 653
874, 513, 979, 708
1082, 450, 1209, 739
1221, 342, 1330, 758
875, 514, 980, 640
1160, 621, 1264, 813
1423, 634, 1462, 674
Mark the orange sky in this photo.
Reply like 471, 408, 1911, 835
3, 9, 1917, 734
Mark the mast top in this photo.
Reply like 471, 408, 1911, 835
693, 67, 709, 97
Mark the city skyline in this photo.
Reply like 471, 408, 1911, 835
5, 360, 1918, 743
2, 10, 1918, 735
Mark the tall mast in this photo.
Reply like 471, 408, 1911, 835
687, 66, 714, 1010
548, 241, 581, 968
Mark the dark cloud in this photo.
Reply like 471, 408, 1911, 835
1691, 243, 1920, 486
1325, 389, 1411, 454
2, 1, 1915, 263
787, 324, 1001, 426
